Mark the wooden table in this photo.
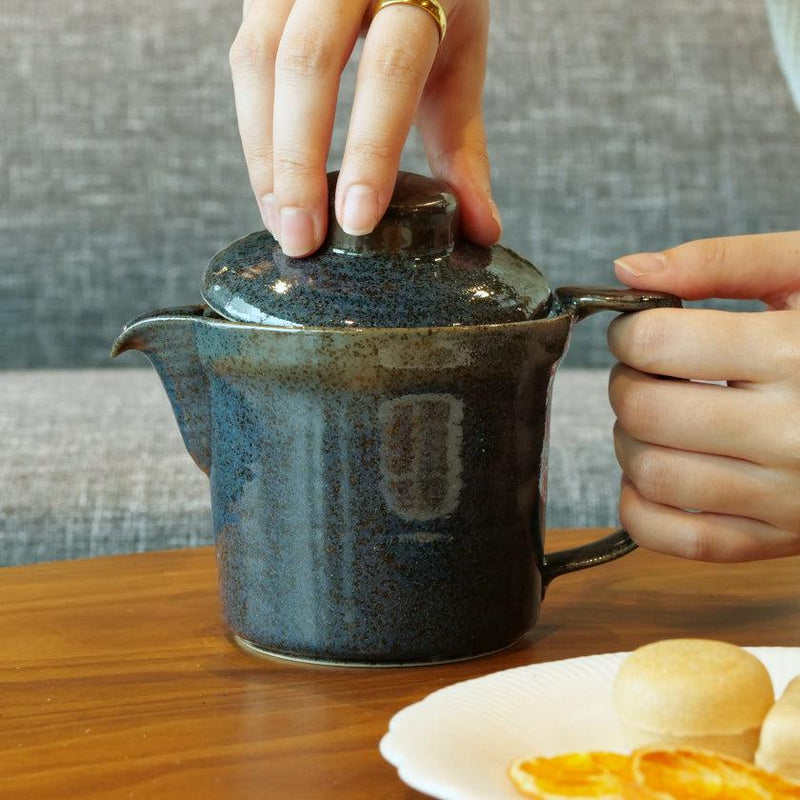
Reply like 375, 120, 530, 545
2, 530, 799, 799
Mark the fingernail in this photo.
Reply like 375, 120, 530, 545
614, 252, 668, 278
341, 184, 379, 236
279, 207, 316, 257
259, 193, 276, 236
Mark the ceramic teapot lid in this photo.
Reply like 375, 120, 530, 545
201, 172, 551, 328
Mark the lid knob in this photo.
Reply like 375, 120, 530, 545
326, 172, 459, 258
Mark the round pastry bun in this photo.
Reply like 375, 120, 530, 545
613, 639, 774, 761
755, 674, 800, 780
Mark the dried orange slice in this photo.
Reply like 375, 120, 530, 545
631, 746, 800, 799
508, 751, 631, 799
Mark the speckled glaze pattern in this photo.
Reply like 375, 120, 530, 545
201, 232, 552, 329
112, 288, 678, 665
201, 173, 551, 329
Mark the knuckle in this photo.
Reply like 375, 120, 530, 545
243, 144, 274, 191
244, 142, 274, 170
348, 135, 395, 164
692, 237, 729, 271
629, 449, 669, 502
612, 421, 625, 464
612, 379, 659, 436
622, 312, 669, 371
272, 149, 315, 180
431, 137, 490, 170
618, 487, 645, 544
276, 33, 337, 79
469, 142, 491, 169
229, 28, 277, 73
607, 364, 625, 414
370, 42, 427, 88
678, 516, 716, 561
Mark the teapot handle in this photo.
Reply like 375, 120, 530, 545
540, 286, 682, 590
552, 286, 681, 320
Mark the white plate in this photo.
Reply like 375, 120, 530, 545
380, 647, 800, 800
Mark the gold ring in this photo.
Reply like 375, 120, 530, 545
369, 0, 447, 44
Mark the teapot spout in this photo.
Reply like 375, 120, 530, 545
112, 305, 211, 474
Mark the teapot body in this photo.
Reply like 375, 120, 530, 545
136, 308, 573, 664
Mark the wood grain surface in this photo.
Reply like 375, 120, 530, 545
2, 530, 799, 799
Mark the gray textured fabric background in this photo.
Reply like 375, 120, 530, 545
0, 369, 619, 566
2, 0, 798, 369
1, 1, 798, 564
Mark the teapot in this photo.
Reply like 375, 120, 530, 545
113, 172, 678, 665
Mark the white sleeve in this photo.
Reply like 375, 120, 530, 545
766, 0, 800, 111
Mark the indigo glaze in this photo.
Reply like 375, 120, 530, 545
200, 172, 551, 329
112, 172, 680, 665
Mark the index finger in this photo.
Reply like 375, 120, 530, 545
614, 232, 800, 310
229, 0, 295, 233
607, 307, 800, 383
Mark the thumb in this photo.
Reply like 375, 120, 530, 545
614, 231, 800, 309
